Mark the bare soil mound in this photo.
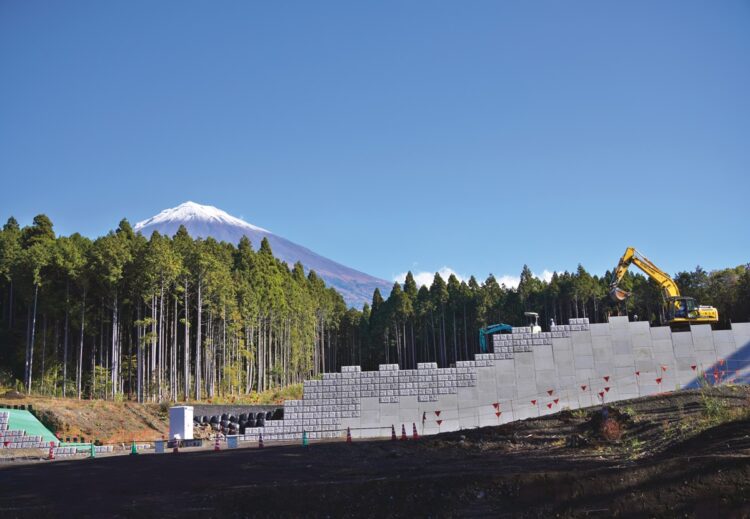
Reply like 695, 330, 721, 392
0, 386, 748, 517
0, 395, 169, 444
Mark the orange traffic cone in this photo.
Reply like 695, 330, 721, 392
214, 435, 221, 451
47, 441, 55, 460
258, 432, 264, 449
400, 424, 407, 441
346, 427, 352, 443
412, 423, 419, 440
391, 425, 397, 441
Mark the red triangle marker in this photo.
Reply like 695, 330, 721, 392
598, 391, 605, 399
635, 371, 640, 376
603, 376, 610, 382
656, 377, 662, 384
531, 400, 537, 406
495, 411, 501, 417
436, 419, 442, 426
547, 389, 554, 396
546, 403, 552, 409
435, 410, 441, 417
604, 387, 610, 392
581, 385, 587, 391
553, 398, 559, 404
661, 365, 667, 372
691, 365, 696, 371
492, 402, 499, 410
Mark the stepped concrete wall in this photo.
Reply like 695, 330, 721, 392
239, 316, 750, 441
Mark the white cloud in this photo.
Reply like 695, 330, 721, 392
539, 269, 554, 283
393, 267, 555, 289
496, 270, 553, 288
394, 267, 464, 288
496, 275, 520, 288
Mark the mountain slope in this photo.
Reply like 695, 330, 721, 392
134, 202, 390, 307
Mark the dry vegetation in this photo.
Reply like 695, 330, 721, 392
0, 384, 302, 444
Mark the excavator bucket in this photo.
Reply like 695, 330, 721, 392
609, 287, 630, 302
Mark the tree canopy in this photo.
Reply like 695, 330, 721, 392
0, 213, 747, 401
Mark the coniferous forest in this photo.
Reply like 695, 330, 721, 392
0, 214, 748, 402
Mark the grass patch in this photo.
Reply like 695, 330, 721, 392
624, 437, 644, 459
188, 384, 304, 405
699, 390, 749, 427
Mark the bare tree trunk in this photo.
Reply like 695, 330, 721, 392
462, 303, 468, 361
222, 305, 226, 395
172, 295, 177, 402
8, 280, 13, 328
127, 322, 132, 400
158, 284, 164, 400
245, 324, 251, 394
256, 317, 263, 393
137, 302, 143, 403
195, 280, 202, 401
267, 313, 272, 389
183, 279, 189, 400
63, 281, 70, 397
26, 283, 39, 394
452, 311, 457, 366
40, 315, 47, 394
111, 292, 118, 400
320, 314, 325, 375
77, 289, 86, 399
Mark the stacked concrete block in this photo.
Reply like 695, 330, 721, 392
690, 325, 719, 384
417, 363, 440, 402
229, 317, 750, 443
666, 330, 695, 389
54, 446, 79, 457
713, 330, 737, 362
551, 317, 590, 333
551, 336, 575, 395
731, 323, 750, 360
378, 364, 400, 404
0, 412, 51, 449
472, 363, 499, 427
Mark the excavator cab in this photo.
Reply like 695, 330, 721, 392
667, 297, 699, 320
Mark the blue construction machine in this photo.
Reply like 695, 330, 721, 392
478, 323, 513, 353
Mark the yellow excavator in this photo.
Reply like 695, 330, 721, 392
609, 247, 718, 327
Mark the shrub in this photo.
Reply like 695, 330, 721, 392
600, 417, 622, 441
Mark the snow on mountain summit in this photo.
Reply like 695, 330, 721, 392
134, 202, 391, 308
134, 201, 268, 233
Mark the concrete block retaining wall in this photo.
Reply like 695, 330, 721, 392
0, 412, 50, 449
237, 317, 750, 442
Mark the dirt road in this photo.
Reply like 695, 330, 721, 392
1, 388, 749, 518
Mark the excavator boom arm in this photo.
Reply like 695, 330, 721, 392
610, 247, 681, 301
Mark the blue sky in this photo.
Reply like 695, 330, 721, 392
1, 1, 748, 286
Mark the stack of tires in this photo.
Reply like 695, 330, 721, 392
191, 407, 284, 434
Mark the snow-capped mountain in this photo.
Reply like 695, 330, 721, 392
134, 202, 391, 308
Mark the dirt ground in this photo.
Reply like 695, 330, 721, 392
0, 387, 749, 518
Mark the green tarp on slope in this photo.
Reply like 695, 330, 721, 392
6, 409, 59, 444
